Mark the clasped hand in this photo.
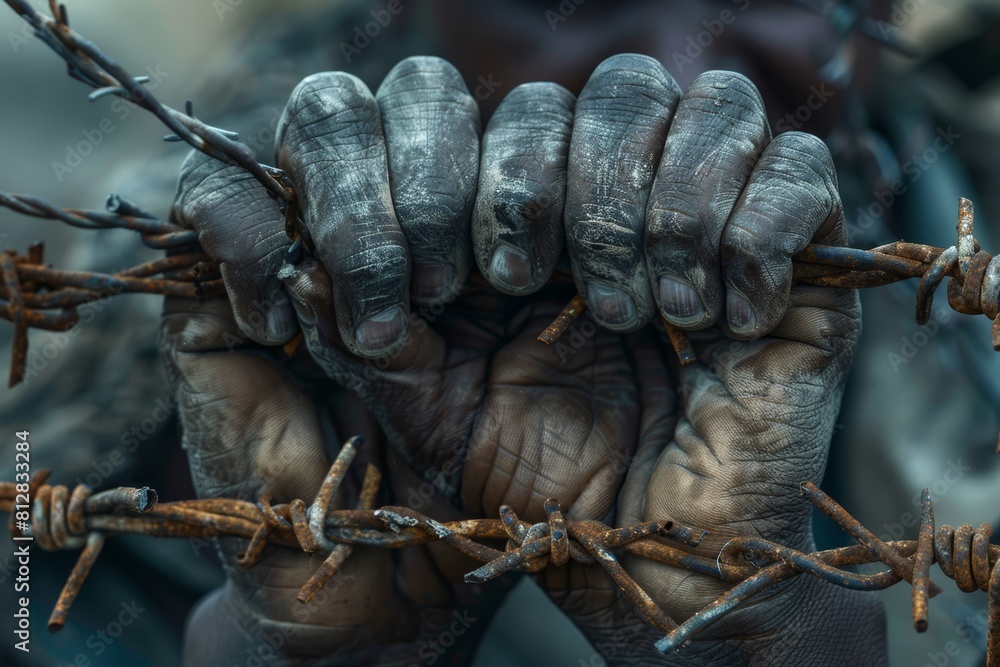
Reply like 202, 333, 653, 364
163, 54, 885, 666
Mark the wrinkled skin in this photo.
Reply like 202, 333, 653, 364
162, 55, 886, 665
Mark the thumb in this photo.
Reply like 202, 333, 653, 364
622, 283, 859, 623
159, 295, 330, 503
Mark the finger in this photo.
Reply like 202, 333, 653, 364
172, 151, 296, 345
473, 81, 575, 294
375, 56, 481, 305
281, 258, 445, 409
646, 70, 771, 330
276, 72, 409, 358
565, 54, 681, 331
721, 132, 845, 338
283, 258, 469, 479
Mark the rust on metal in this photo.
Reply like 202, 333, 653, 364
6, 438, 1000, 662
537, 293, 586, 345
48, 532, 105, 632
0, 252, 27, 387
912, 488, 935, 632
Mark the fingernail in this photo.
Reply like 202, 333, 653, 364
355, 305, 406, 353
412, 263, 454, 301
586, 283, 637, 327
727, 293, 757, 334
659, 275, 705, 326
489, 245, 531, 291
265, 305, 296, 341
284, 281, 316, 328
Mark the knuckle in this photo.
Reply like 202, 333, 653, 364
486, 188, 553, 231
646, 199, 703, 242
570, 219, 639, 257
383, 56, 465, 90
681, 70, 768, 132
291, 71, 371, 109
504, 81, 575, 109
688, 70, 763, 107
278, 72, 377, 147
175, 162, 265, 234
578, 55, 680, 114
721, 217, 768, 261
340, 235, 408, 276
492, 83, 576, 134
588, 53, 675, 89
396, 197, 471, 235
768, 132, 837, 184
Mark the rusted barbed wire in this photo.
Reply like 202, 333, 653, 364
3, 0, 294, 208
3, 194, 998, 389
4, 437, 1000, 662
0, 191, 224, 387
3, 2, 999, 381
4, 0, 304, 246
540, 198, 1000, 366
4, 0, 999, 661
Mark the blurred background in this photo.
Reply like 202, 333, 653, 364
1, 0, 999, 665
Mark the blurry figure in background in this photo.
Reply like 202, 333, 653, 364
0, 0, 998, 665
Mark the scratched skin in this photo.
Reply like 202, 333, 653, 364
162, 55, 886, 665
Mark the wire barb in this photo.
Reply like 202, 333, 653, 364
538, 198, 1000, 365
5, 438, 1000, 662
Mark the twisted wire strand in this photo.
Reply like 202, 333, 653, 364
0, 192, 225, 387
657, 483, 1000, 667
1, 438, 722, 639
6, 440, 1000, 663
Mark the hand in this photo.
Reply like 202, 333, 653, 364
166, 54, 886, 665
161, 59, 505, 666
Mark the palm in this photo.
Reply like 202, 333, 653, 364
318, 282, 664, 524
312, 275, 858, 626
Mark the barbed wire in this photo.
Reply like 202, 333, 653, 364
3, 436, 1000, 662
3, 0, 295, 206
4, 190, 999, 388
2, 1, 1000, 662
2, 2, 999, 383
